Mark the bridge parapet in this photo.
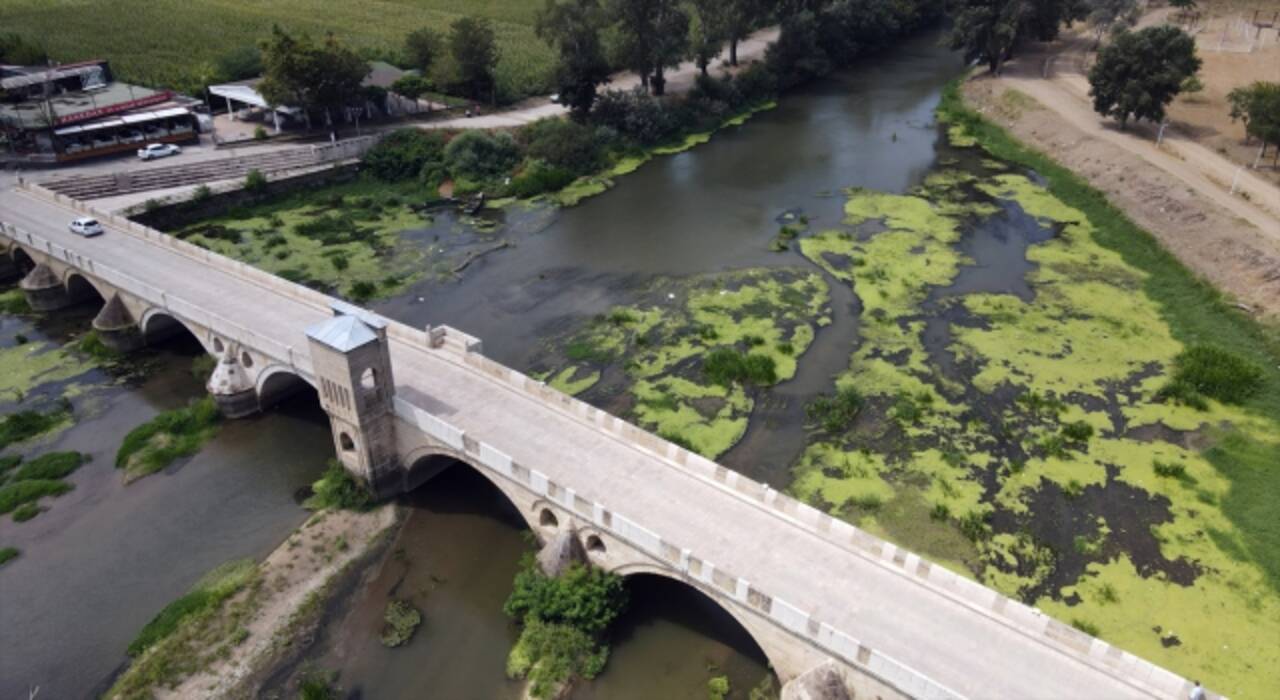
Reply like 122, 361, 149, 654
392, 394, 962, 700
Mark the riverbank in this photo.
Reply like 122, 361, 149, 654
960, 73, 1280, 321
105, 504, 398, 698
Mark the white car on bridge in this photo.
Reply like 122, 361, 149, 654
69, 217, 104, 237
137, 143, 181, 161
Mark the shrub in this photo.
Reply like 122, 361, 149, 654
1153, 459, 1189, 480
12, 501, 39, 522
364, 129, 447, 181
708, 675, 731, 700
253, 125, 268, 141
1061, 420, 1095, 443
805, 387, 864, 433
591, 88, 679, 145
1071, 618, 1101, 637
190, 184, 213, 203
0, 454, 20, 478
1158, 344, 1265, 406
349, 281, 378, 302
0, 547, 17, 566
520, 118, 606, 175
509, 159, 577, 198
703, 348, 777, 387
380, 600, 423, 647
244, 169, 268, 194
503, 558, 627, 635
959, 511, 990, 541
444, 130, 520, 183
304, 460, 372, 511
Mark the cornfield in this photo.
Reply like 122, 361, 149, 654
2, 0, 556, 100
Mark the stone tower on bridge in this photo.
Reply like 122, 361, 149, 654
306, 302, 400, 495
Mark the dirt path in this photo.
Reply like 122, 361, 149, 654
963, 75, 1280, 319
996, 45, 1280, 241
420, 26, 780, 130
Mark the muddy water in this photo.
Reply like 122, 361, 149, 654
2, 30, 965, 699
0, 301, 333, 699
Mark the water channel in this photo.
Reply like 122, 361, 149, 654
0, 31, 964, 699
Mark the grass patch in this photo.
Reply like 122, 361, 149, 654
303, 460, 373, 511
0, 406, 70, 449
0, 479, 72, 515
0, 546, 17, 566
115, 396, 221, 481
1071, 618, 1101, 637
77, 330, 121, 362
127, 558, 256, 657
12, 451, 87, 481
11, 502, 40, 522
190, 353, 217, 381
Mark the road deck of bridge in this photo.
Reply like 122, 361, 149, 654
1, 188, 1156, 699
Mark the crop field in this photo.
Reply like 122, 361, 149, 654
1, 0, 554, 99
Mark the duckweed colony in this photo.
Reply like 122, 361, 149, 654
172, 181, 435, 302
540, 154, 1280, 696
533, 269, 830, 459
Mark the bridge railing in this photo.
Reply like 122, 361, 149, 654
392, 395, 965, 700
0, 220, 310, 377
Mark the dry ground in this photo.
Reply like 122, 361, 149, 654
963, 77, 1280, 319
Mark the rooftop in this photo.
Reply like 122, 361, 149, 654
306, 314, 379, 352
0, 82, 167, 130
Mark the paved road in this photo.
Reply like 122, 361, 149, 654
1, 187, 1167, 699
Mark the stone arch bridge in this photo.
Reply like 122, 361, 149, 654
0, 183, 1212, 700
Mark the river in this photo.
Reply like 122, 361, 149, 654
0, 30, 963, 699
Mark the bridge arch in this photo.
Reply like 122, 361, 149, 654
139, 308, 212, 353
608, 561, 786, 677
63, 271, 107, 306
255, 365, 315, 409
9, 245, 34, 272
402, 447, 539, 533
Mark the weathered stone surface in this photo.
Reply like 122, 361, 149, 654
19, 263, 71, 311
207, 346, 258, 418
536, 529, 585, 578
773, 665, 855, 700
18, 262, 59, 290
92, 293, 136, 331
781, 661, 853, 700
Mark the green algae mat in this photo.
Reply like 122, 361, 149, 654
540, 158, 1279, 696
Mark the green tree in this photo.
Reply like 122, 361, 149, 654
1228, 82, 1280, 163
607, 0, 689, 95
1087, 25, 1200, 128
404, 27, 444, 74
448, 16, 499, 103
1086, 0, 1139, 45
689, 0, 728, 77
214, 45, 263, 82
945, 0, 1025, 75
536, 0, 612, 119
258, 27, 370, 139
648, 0, 690, 95
723, 0, 768, 66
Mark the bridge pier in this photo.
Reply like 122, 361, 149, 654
92, 293, 145, 353
206, 346, 260, 418
19, 263, 73, 311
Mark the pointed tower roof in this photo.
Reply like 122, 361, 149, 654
306, 314, 378, 352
